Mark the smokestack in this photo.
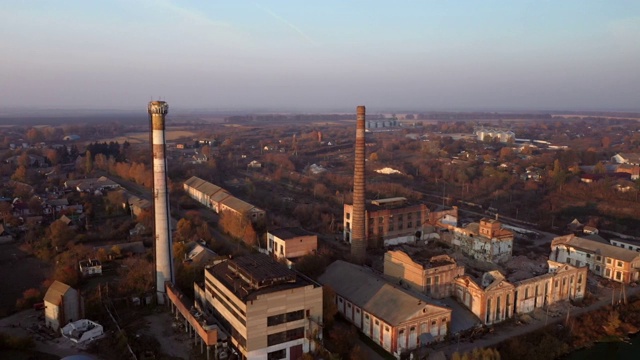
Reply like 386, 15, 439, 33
351, 105, 366, 263
148, 100, 174, 304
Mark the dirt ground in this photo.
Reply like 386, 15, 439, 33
139, 312, 193, 359
0, 242, 51, 316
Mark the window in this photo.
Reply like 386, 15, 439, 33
607, 258, 612, 264
410, 326, 416, 331
347, 303, 351, 308
375, 320, 379, 325
441, 318, 447, 323
596, 256, 602, 262
338, 297, 343, 303
596, 265, 601, 272
399, 329, 405, 335
267, 327, 305, 347
554, 280, 559, 288
605, 268, 611, 277
431, 320, 436, 326
617, 261, 623, 267
346, 213, 350, 220
267, 349, 286, 360
365, 314, 369, 320
267, 310, 304, 326
385, 326, 390, 332
356, 308, 360, 314
586, 254, 591, 258
578, 274, 583, 284
616, 271, 622, 281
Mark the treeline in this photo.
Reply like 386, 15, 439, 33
224, 113, 385, 123
86, 141, 130, 162
413, 112, 552, 120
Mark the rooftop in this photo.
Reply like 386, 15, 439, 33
553, 235, 640, 263
206, 253, 313, 301
269, 227, 315, 240
319, 260, 450, 327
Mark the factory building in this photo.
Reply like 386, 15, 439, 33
198, 254, 323, 360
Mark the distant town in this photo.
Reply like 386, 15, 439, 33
1, 106, 640, 360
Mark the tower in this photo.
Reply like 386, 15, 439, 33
148, 100, 175, 304
351, 105, 367, 263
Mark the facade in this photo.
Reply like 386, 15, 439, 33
267, 227, 317, 261
344, 198, 429, 247
453, 271, 515, 325
44, 280, 81, 332
550, 234, 640, 284
454, 262, 587, 325
453, 218, 513, 263
319, 261, 452, 356
610, 238, 640, 252
201, 254, 322, 360
383, 250, 464, 299
513, 260, 588, 315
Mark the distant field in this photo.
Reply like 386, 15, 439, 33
97, 130, 198, 144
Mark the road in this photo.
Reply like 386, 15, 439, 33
433, 284, 640, 357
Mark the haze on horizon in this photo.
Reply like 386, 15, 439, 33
1, 0, 639, 113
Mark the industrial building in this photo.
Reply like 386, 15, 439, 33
550, 234, 640, 283
452, 218, 513, 263
319, 260, 452, 356
198, 254, 323, 360
344, 198, 430, 247
183, 176, 266, 222
384, 250, 465, 299
267, 227, 317, 264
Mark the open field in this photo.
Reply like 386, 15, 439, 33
95, 129, 198, 144
0, 243, 50, 316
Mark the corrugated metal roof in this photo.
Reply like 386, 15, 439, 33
221, 196, 256, 213
44, 280, 72, 305
184, 176, 223, 196
319, 261, 449, 326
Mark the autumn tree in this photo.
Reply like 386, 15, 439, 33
49, 219, 75, 249
117, 257, 154, 296
11, 165, 27, 182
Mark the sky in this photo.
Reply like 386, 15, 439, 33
1, 0, 639, 112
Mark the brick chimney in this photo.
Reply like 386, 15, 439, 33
351, 105, 367, 263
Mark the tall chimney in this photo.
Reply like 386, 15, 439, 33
148, 100, 174, 304
351, 105, 367, 263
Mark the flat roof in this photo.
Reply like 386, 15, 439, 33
269, 227, 315, 240
207, 254, 313, 301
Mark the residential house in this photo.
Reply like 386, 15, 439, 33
267, 227, 317, 264
383, 250, 464, 299
453, 271, 515, 325
79, 259, 102, 277
44, 280, 82, 332
453, 218, 513, 263
343, 197, 429, 247
197, 254, 323, 360
319, 260, 452, 356
64, 176, 120, 192
616, 164, 640, 180
182, 241, 218, 267
550, 234, 640, 284
611, 153, 640, 166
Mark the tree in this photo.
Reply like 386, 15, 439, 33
85, 150, 93, 174
11, 165, 27, 182
594, 162, 606, 174
45, 148, 61, 165
49, 219, 74, 249
117, 257, 154, 296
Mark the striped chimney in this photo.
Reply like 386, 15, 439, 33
148, 100, 175, 304
351, 105, 367, 262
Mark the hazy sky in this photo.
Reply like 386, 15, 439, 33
1, 0, 639, 112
